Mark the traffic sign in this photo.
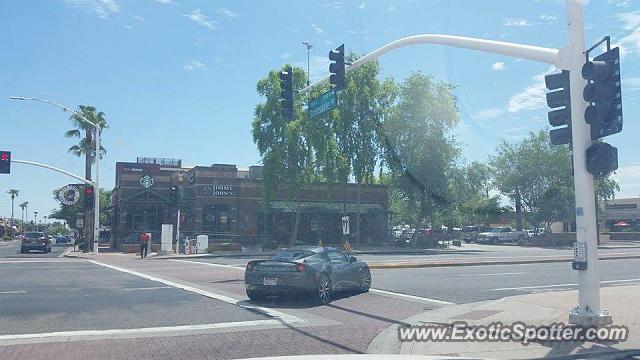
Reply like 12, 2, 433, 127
309, 88, 337, 119
341, 216, 350, 235
58, 185, 81, 206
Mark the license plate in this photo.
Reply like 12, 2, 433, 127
263, 277, 277, 286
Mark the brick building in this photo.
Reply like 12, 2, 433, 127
110, 157, 389, 249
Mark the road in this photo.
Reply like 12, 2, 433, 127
0, 246, 638, 359
0, 240, 70, 258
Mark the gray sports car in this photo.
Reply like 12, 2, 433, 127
244, 246, 371, 304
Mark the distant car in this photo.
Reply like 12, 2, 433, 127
55, 236, 70, 244
244, 246, 371, 304
21, 232, 51, 253
476, 227, 528, 244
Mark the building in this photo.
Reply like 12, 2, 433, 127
110, 157, 389, 249
598, 197, 640, 232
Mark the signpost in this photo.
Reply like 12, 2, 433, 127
308, 88, 337, 119
58, 184, 81, 206
341, 216, 350, 235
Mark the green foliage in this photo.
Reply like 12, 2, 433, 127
49, 188, 111, 229
66, 105, 108, 161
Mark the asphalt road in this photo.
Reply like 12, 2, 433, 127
0, 240, 70, 258
0, 261, 267, 335
371, 257, 640, 303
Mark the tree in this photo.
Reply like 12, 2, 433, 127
19, 201, 28, 229
6, 189, 19, 226
382, 72, 460, 247
65, 105, 108, 181
252, 65, 310, 245
49, 188, 111, 231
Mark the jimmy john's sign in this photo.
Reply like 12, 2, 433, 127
202, 185, 235, 197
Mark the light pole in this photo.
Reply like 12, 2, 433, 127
33, 211, 38, 231
10, 96, 103, 254
302, 41, 313, 87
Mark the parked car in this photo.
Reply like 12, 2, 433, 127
460, 225, 492, 243
476, 227, 528, 244
55, 236, 70, 244
244, 246, 371, 304
21, 232, 51, 253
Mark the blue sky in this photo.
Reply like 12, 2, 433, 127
1, 0, 639, 220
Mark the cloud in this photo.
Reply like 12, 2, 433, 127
617, 10, 640, 30
183, 60, 207, 72
615, 27, 640, 57
323, 1, 343, 10
359, 2, 365, 9
507, 68, 554, 113
125, 24, 133, 30
154, 0, 173, 3
133, 15, 144, 22
473, 108, 505, 120
63, 0, 119, 19
387, 6, 396, 11
504, 18, 531, 27
539, 14, 557, 21
622, 77, 640, 91
311, 24, 324, 35
294, 55, 331, 83
217, 8, 238, 18
611, 165, 640, 198
324, 39, 334, 46
281, 53, 292, 60
491, 62, 506, 71
184, 9, 216, 30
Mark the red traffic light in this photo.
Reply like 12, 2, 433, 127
85, 187, 94, 194
0, 153, 8, 161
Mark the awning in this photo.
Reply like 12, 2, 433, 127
266, 201, 385, 214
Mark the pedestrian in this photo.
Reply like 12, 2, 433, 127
139, 231, 150, 258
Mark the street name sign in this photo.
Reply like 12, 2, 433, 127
309, 88, 337, 119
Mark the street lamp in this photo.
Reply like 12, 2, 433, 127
302, 41, 313, 87
10, 96, 104, 254
33, 211, 38, 231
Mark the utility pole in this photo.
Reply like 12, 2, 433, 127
302, 41, 313, 87
300, 0, 611, 326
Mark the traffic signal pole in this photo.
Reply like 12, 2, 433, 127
301, 0, 609, 326
565, 0, 611, 326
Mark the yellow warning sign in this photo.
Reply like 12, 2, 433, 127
343, 239, 351, 253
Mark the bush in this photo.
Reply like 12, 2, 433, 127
262, 240, 279, 250
452, 240, 462, 247
209, 242, 242, 252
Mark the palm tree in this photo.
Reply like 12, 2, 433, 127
6, 189, 19, 226
19, 201, 28, 230
64, 105, 108, 181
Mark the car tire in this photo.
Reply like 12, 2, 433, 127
359, 267, 371, 293
316, 274, 332, 304
246, 289, 265, 302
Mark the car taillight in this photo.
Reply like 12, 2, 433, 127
246, 262, 254, 271
295, 263, 305, 272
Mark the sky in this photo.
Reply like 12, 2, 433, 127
1, 0, 639, 221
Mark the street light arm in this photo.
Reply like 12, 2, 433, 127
9, 96, 103, 129
302, 34, 560, 92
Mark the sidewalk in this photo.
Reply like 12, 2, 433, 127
368, 284, 640, 359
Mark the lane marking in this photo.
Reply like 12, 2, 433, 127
170, 259, 245, 270
0, 290, 26, 294
172, 259, 455, 306
0, 319, 282, 341
0, 260, 71, 264
493, 278, 640, 291
368, 288, 454, 305
87, 260, 301, 324
459, 272, 527, 277
124, 286, 173, 291
57, 247, 73, 258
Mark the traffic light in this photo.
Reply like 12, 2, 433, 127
582, 47, 622, 140
170, 185, 179, 206
0, 151, 10, 174
83, 185, 95, 209
544, 70, 572, 145
329, 44, 345, 90
586, 142, 618, 178
279, 66, 294, 119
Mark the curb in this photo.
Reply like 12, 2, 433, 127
367, 254, 640, 269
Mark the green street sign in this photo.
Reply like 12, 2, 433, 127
308, 88, 337, 119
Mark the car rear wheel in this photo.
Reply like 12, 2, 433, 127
317, 274, 332, 304
359, 268, 371, 293
246, 289, 265, 302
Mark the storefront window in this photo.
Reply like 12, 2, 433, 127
203, 205, 231, 233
